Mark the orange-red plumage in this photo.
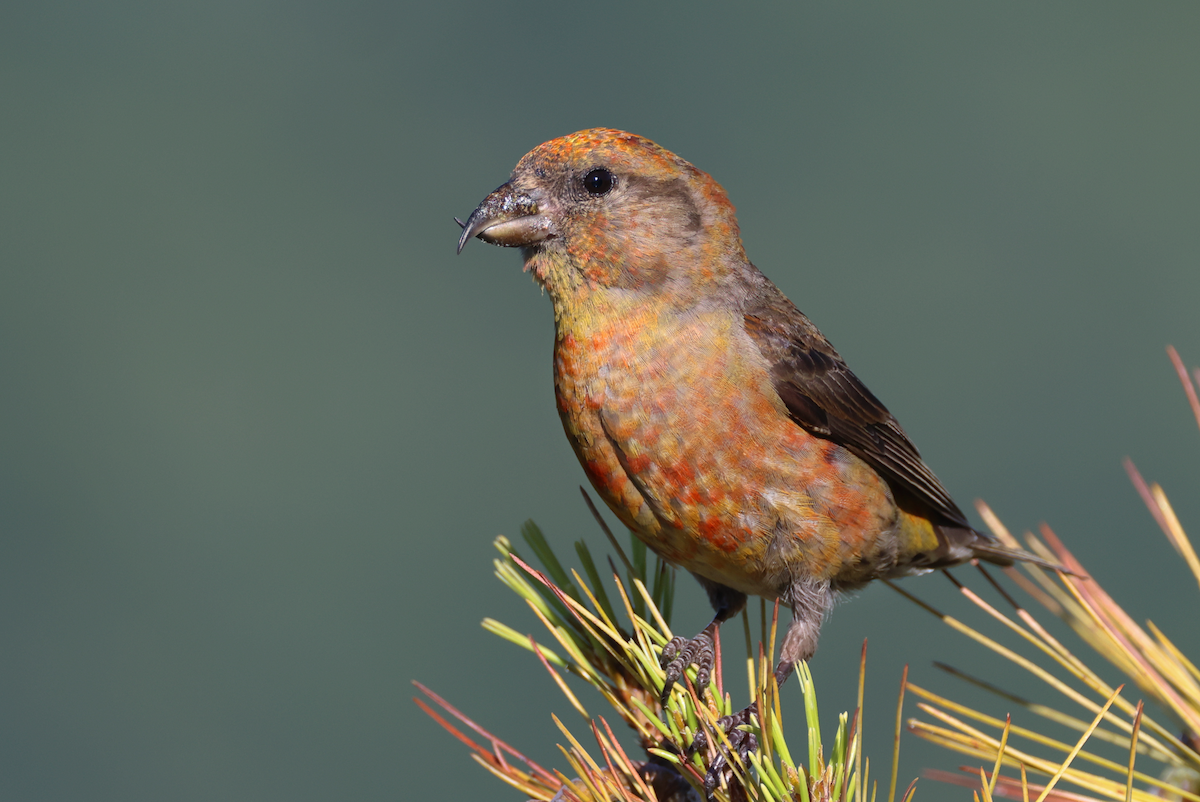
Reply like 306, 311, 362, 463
457, 129, 1055, 715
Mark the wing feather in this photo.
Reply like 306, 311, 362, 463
742, 293, 970, 529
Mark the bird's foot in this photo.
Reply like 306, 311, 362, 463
659, 621, 720, 705
687, 703, 759, 799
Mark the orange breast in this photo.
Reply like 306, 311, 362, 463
554, 300, 901, 598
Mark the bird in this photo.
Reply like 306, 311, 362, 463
456, 127, 1056, 736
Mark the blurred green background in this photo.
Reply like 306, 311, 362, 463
3, 2, 1198, 800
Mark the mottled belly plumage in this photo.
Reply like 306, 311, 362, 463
553, 308, 902, 599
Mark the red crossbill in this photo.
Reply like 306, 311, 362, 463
457, 128, 1054, 719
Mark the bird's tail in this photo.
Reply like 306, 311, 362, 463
893, 510, 1071, 576
967, 536, 1068, 572
936, 521, 1072, 573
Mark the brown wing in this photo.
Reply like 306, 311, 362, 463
743, 292, 971, 529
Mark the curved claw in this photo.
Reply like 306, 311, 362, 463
704, 731, 760, 798
686, 704, 760, 800
660, 622, 719, 705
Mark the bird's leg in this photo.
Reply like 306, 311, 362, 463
691, 579, 833, 798
660, 575, 746, 705
771, 578, 832, 687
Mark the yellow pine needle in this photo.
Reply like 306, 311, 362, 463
857, 640, 867, 802
553, 769, 591, 802
609, 569, 657, 673
495, 560, 558, 620
972, 567, 1126, 704
911, 576, 1197, 772
744, 649, 757, 717
591, 688, 651, 742
911, 707, 1023, 763
561, 748, 617, 802
889, 665, 907, 802
909, 682, 1101, 758
907, 720, 996, 761
908, 683, 1190, 796
1148, 620, 1200, 687
588, 721, 630, 801
1021, 763, 1029, 802
1007, 606, 1092, 696
552, 713, 605, 776
1065, 567, 1191, 696
1035, 683, 1124, 802
481, 618, 568, 667
990, 714, 1011, 799
908, 714, 1052, 782
1056, 574, 1200, 746
929, 662, 1177, 761
977, 501, 1020, 552
908, 722, 1070, 793
757, 670, 775, 765
1019, 563, 1087, 630
909, 717, 1177, 802
1134, 635, 1200, 721
1126, 701, 1143, 802
630, 611, 670, 651
530, 635, 588, 718
952, 578, 1131, 712
1125, 458, 1194, 589
759, 598, 768, 659
1152, 483, 1200, 592
599, 716, 652, 800
472, 753, 549, 799
569, 567, 618, 630
1151, 484, 1198, 564
632, 578, 673, 642
1008, 606, 1149, 723
606, 625, 656, 686
531, 561, 625, 646
481, 531, 912, 800
1003, 565, 1065, 618
574, 540, 619, 624
527, 601, 595, 679
886, 581, 1141, 742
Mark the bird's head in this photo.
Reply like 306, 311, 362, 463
458, 129, 748, 300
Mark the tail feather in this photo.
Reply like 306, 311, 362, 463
944, 522, 1073, 574
894, 511, 1070, 576
968, 537, 1067, 573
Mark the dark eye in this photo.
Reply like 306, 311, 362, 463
582, 168, 615, 196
